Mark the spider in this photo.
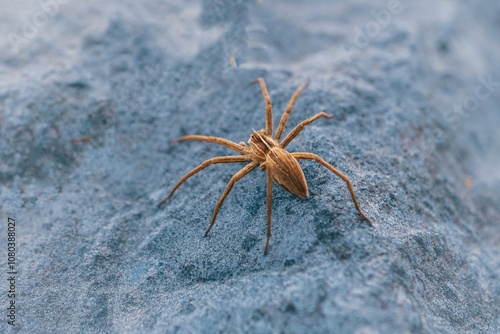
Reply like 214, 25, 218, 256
159, 78, 372, 254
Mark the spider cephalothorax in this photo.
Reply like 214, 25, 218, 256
159, 78, 372, 254
248, 130, 308, 199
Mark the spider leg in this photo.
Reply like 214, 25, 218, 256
158, 155, 253, 206
280, 112, 333, 148
292, 152, 372, 225
205, 162, 258, 236
254, 78, 273, 136
275, 80, 308, 141
173, 135, 247, 154
264, 168, 273, 255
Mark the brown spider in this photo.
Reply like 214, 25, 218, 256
159, 78, 372, 254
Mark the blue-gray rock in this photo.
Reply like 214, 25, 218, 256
1, 0, 499, 333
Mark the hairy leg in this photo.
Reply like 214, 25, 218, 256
275, 80, 308, 141
205, 162, 258, 236
264, 168, 273, 255
280, 112, 333, 148
158, 155, 252, 206
254, 78, 273, 136
292, 152, 372, 224
173, 135, 247, 154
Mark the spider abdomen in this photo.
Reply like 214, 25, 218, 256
266, 147, 309, 199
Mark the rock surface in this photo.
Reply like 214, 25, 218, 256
1, 0, 499, 333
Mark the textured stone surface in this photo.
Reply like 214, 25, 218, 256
1, 0, 499, 333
